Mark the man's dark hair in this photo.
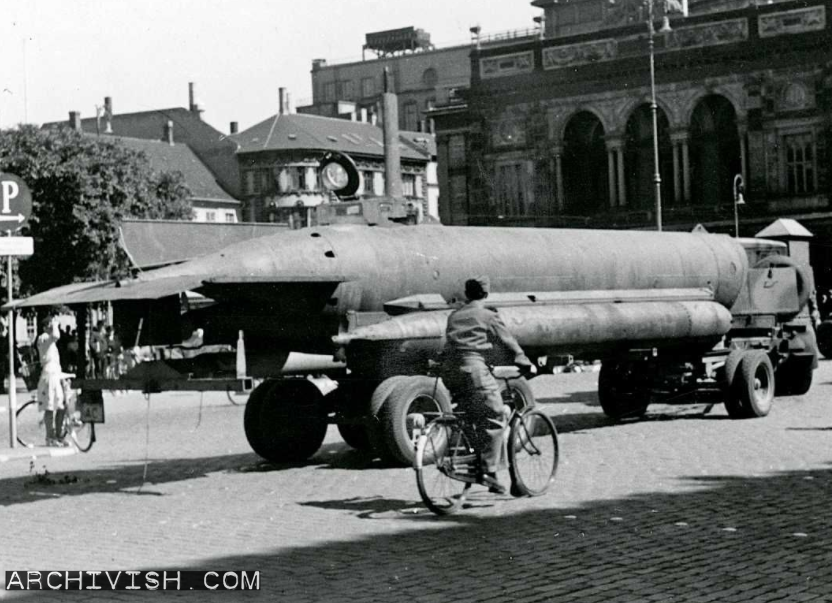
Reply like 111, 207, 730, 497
465, 278, 489, 301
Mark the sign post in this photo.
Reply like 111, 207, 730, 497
1, 173, 33, 449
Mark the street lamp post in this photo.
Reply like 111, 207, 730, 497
733, 174, 745, 238
647, 1, 671, 232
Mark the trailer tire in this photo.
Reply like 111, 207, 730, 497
722, 349, 748, 418
734, 350, 775, 418
366, 376, 411, 461
598, 359, 650, 421
334, 380, 378, 451
817, 320, 832, 359
244, 379, 328, 462
379, 376, 452, 466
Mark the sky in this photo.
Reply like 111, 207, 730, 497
0, 0, 540, 133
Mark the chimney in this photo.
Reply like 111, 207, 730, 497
104, 96, 113, 133
163, 120, 174, 145
230, 121, 239, 134
382, 68, 402, 199
188, 82, 203, 119
279, 87, 288, 115
312, 58, 327, 71
69, 111, 82, 132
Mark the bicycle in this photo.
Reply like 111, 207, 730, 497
413, 368, 559, 515
15, 374, 97, 452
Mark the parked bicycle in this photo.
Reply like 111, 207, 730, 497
413, 368, 559, 515
15, 369, 98, 452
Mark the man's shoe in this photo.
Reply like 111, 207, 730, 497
481, 473, 506, 495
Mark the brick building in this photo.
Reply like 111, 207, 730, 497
432, 0, 832, 289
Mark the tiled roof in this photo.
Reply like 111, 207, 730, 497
233, 113, 435, 160
108, 136, 238, 204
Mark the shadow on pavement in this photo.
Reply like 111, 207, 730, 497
8, 463, 832, 601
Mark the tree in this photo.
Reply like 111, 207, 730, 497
0, 125, 193, 297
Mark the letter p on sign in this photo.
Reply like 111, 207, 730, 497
0, 173, 32, 231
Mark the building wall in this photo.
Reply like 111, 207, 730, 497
237, 150, 430, 227
301, 45, 472, 133
433, 0, 832, 286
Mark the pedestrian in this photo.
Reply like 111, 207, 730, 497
91, 320, 107, 378
440, 276, 533, 496
36, 316, 67, 447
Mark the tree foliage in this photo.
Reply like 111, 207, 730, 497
0, 125, 193, 297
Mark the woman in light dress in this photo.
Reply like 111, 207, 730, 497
36, 316, 70, 446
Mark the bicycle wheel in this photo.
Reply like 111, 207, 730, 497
415, 420, 473, 515
15, 399, 41, 448
508, 408, 559, 497
68, 417, 95, 452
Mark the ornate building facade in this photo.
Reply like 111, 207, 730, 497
432, 0, 832, 288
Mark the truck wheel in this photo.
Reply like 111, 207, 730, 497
734, 351, 775, 417
598, 359, 650, 421
244, 379, 328, 463
722, 349, 748, 418
379, 376, 452, 466
817, 321, 832, 359
775, 357, 814, 397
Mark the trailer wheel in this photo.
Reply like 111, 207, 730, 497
244, 379, 328, 462
379, 376, 452, 466
334, 380, 378, 451
722, 349, 748, 418
734, 351, 775, 418
598, 359, 650, 420
817, 320, 832, 359
366, 376, 410, 460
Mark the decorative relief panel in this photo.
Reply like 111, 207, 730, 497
759, 6, 825, 38
664, 19, 748, 50
480, 51, 534, 79
542, 39, 617, 70
779, 82, 811, 111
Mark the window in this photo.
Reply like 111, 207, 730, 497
206, 211, 217, 222
363, 171, 375, 194
340, 80, 355, 100
323, 82, 336, 102
496, 162, 530, 216
403, 102, 419, 132
244, 169, 273, 195
448, 135, 466, 168
361, 77, 375, 98
403, 174, 416, 197
784, 133, 816, 194
225, 211, 236, 223
278, 167, 306, 192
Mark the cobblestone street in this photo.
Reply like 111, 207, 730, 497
1, 360, 831, 602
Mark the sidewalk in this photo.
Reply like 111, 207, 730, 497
0, 442, 77, 463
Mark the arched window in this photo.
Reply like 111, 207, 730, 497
690, 95, 740, 206
562, 111, 608, 215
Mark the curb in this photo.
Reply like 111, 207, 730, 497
0, 446, 77, 463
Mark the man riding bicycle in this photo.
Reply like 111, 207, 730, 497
441, 276, 533, 496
